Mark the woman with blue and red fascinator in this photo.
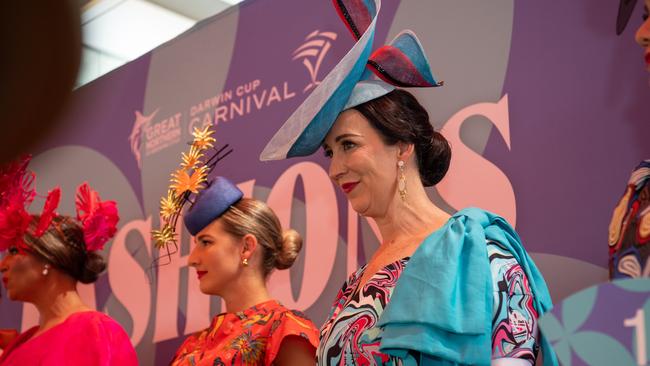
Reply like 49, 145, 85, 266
261, 1, 557, 365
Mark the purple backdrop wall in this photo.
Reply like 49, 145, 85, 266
1, 0, 648, 364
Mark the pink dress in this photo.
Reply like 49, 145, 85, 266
0, 311, 138, 365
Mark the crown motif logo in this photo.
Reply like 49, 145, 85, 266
292, 30, 338, 93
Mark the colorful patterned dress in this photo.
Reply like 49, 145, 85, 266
609, 160, 650, 278
0, 311, 138, 365
317, 241, 539, 365
171, 299, 319, 366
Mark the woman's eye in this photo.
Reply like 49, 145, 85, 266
7, 246, 19, 255
342, 140, 357, 151
323, 148, 333, 158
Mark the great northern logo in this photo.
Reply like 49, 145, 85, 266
292, 30, 338, 92
129, 110, 157, 168
129, 109, 182, 167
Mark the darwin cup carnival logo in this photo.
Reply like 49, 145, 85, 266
127, 30, 339, 168
292, 30, 337, 92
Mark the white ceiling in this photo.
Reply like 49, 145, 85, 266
145, 0, 234, 20
77, 0, 241, 86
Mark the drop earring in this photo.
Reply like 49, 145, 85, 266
42, 264, 50, 276
397, 160, 407, 201
242, 258, 249, 266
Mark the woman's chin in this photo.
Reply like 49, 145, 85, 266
349, 199, 372, 217
6, 291, 22, 302
198, 283, 218, 296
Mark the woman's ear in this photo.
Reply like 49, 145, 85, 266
241, 234, 258, 262
397, 142, 415, 162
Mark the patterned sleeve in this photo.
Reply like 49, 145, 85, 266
264, 309, 320, 365
170, 331, 205, 366
487, 240, 539, 364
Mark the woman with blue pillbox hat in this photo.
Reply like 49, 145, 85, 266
152, 127, 319, 366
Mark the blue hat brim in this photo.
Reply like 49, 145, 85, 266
259, 0, 381, 161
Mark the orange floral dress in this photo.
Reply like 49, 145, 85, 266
171, 300, 319, 366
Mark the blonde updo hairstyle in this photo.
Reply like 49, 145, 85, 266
220, 198, 302, 277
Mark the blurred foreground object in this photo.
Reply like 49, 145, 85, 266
0, 1, 81, 164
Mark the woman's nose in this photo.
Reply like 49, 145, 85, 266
635, 17, 650, 48
328, 154, 346, 182
187, 242, 199, 267
0, 256, 9, 273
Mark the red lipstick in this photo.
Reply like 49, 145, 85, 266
341, 182, 359, 194
645, 52, 650, 67
196, 271, 207, 279
2, 278, 8, 286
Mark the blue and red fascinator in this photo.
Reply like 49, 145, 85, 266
260, 0, 443, 161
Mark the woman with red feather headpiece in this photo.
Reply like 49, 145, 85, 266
0, 155, 137, 365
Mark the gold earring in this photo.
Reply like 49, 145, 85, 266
42, 264, 50, 276
242, 258, 249, 266
397, 160, 407, 201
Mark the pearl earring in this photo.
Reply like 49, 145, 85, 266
242, 258, 249, 266
42, 264, 50, 276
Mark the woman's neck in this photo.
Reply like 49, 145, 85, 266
221, 274, 271, 314
373, 182, 450, 246
32, 279, 89, 333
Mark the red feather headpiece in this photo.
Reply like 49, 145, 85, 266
75, 183, 119, 251
0, 155, 119, 252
